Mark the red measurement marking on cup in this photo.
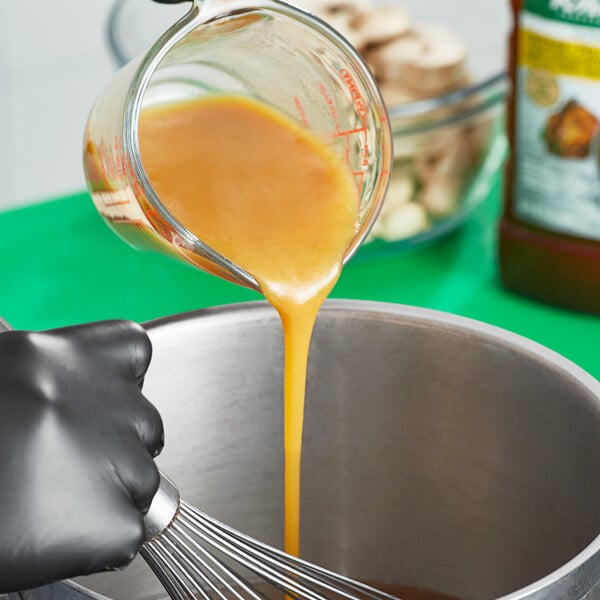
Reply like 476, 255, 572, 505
353, 170, 365, 193
100, 141, 116, 181
338, 69, 370, 167
320, 83, 356, 166
145, 206, 160, 222
132, 179, 143, 199
113, 136, 126, 179
319, 83, 341, 134
293, 97, 310, 128
95, 138, 145, 201
339, 70, 368, 124
97, 142, 106, 172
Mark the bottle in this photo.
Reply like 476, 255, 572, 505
499, 0, 600, 313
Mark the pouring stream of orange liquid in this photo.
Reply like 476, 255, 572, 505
138, 95, 360, 556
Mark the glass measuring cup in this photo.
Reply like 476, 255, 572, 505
84, 0, 392, 290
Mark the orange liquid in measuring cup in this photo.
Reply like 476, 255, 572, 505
138, 95, 359, 556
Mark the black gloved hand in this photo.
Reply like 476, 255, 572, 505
0, 321, 164, 594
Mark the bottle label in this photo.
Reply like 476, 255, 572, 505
514, 0, 600, 240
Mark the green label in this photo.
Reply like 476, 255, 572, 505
525, 0, 600, 27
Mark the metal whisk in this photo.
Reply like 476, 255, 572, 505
142, 473, 400, 600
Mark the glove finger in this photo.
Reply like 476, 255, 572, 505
53, 320, 152, 385
100, 384, 164, 456
132, 390, 165, 458
84, 502, 147, 573
114, 445, 162, 513
3, 497, 147, 589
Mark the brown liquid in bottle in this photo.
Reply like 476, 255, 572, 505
499, 0, 600, 313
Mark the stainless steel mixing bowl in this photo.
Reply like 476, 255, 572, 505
13, 301, 600, 599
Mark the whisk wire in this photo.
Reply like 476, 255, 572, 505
168, 520, 270, 600
180, 502, 334, 600
143, 540, 205, 600
161, 531, 231, 600
142, 473, 400, 600
181, 501, 398, 600
140, 546, 182, 600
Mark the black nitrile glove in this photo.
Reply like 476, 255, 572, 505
0, 321, 164, 594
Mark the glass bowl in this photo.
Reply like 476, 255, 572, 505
106, 0, 510, 253
365, 73, 508, 256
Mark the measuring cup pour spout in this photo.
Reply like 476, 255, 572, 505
83, 0, 392, 289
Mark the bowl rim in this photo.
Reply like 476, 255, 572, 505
387, 72, 509, 138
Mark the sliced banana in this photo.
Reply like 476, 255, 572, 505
419, 175, 461, 218
293, 0, 373, 18
326, 13, 367, 49
328, 0, 375, 17
414, 131, 470, 180
380, 202, 430, 241
401, 24, 468, 95
351, 6, 412, 46
382, 168, 416, 213
290, 0, 331, 17
461, 118, 493, 167
366, 33, 424, 83
377, 81, 423, 106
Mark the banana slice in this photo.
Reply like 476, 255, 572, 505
419, 174, 461, 218
352, 6, 412, 46
373, 167, 426, 241
329, 0, 375, 17
293, 0, 373, 18
383, 168, 416, 212
366, 33, 423, 83
414, 131, 470, 179
461, 118, 493, 167
377, 81, 423, 106
380, 202, 430, 241
326, 12, 367, 50
402, 24, 468, 95
366, 24, 467, 97
290, 0, 330, 17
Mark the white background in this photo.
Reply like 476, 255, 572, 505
0, 0, 509, 211
0, 0, 122, 210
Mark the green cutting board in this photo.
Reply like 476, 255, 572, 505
1, 175, 599, 380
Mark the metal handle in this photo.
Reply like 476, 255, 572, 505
0, 318, 12, 333
144, 472, 181, 541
